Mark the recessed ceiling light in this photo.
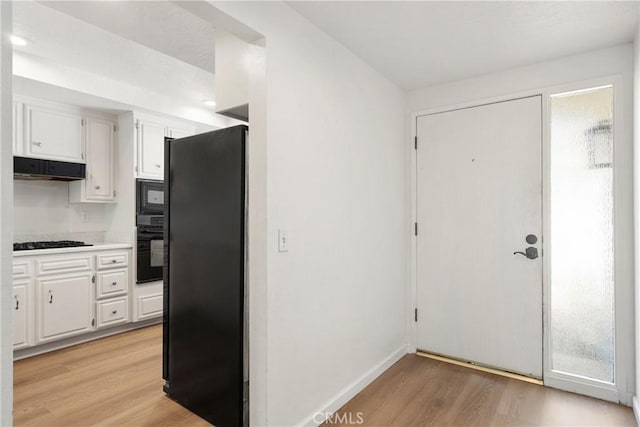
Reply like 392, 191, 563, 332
10, 35, 27, 46
203, 100, 216, 107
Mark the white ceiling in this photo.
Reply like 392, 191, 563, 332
288, 1, 639, 90
12, 1, 218, 119
40, 1, 216, 73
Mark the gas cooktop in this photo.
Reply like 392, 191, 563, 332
13, 241, 94, 251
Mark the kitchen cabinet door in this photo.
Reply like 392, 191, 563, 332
13, 280, 32, 350
13, 102, 23, 156
25, 104, 84, 163
37, 272, 93, 343
137, 119, 165, 179
85, 117, 115, 200
70, 117, 115, 203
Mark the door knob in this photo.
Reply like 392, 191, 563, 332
514, 247, 538, 260
526, 234, 538, 244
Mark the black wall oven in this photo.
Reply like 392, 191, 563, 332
136, 179, 164, 283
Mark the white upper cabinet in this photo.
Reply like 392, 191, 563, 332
137, 119, 165, 180
69, 117, 116, 203
24, 103, 85, 163
13, 102, 23, 156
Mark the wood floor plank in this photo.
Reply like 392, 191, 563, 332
14, 325, 205, 427
15, 328, 636, 426
325, 354, 636, 427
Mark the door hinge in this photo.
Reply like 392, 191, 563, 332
81, 152, 85, 160
414, 136, 417, 150
81, 118, 85, 126
135, 121, 139, 130
113, 190, 116, 197
113, 124, 117, 132
91, 318, 95, 327
92, 274, 96, 284
414, 308, 418, 322
414, 222, 418, 236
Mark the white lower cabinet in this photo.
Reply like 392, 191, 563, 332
96, 269, 128, 298
133, 280, 163, 321
96, 297, 128, 328
95, 252, 130, 329
13, 280, 32, 349
37, 272, 93, 343
137, 293, 163, 321
13, 247, 134, 354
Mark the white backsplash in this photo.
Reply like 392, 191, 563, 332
13, 180, 107, 243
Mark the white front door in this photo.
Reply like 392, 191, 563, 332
416, 96, 543, 377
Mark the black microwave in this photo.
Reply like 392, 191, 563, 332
136, 179, 164, 215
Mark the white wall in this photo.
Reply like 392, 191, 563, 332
13, 180, 106, 242
209, 2, 408, 426
0, 1, 11, 424
409, 44, 635, 404
408, 44, 634, 112
633, 7, 640, 421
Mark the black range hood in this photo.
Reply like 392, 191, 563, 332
14, 156, 86, 181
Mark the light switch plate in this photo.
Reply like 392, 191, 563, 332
278, 230, 288, 252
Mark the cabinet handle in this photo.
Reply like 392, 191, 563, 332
32, 141, 42, 147
95, 185, 101, 190
48, 290, 53, 304
111, 259, 117, 263
155, 163, 161, 168
14, 296, 19, 310
111, 310, 118, 315
111, 282, 117, 286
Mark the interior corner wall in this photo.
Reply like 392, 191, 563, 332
0, 2, 12, 425
633, 11, 640, 422
207, 2, 408, 426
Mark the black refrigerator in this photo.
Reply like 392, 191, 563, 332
163, 125, 248, 426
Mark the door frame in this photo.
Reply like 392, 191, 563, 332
409, 74, 634, 405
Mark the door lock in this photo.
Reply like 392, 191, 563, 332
514, 247, 538, 260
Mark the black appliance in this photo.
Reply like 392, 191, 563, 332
136, 179, 164, 283
163, 125, 248, 426
14, 156, 86, 181
136, 178, 164, 216
136, 223, 164, 283
13, 240, 93, 251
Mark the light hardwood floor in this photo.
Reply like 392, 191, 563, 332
328, 354, 636, 426
15, 325, 637, 426
14, 324, 207, 427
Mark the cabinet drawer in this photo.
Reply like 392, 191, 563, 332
137, 294, 163, 320
96, 252, 128, 269
35, 255, 92, 276
96, 297, 128, 328
13, 260, 31, 279
96, 269, 128, 299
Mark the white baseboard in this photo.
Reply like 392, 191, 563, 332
633, 395, 640, 426
298, 345, 407, 427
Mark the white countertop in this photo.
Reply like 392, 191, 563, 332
13, 242, 132, 257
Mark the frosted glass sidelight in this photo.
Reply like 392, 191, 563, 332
550, 86, 614, 383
